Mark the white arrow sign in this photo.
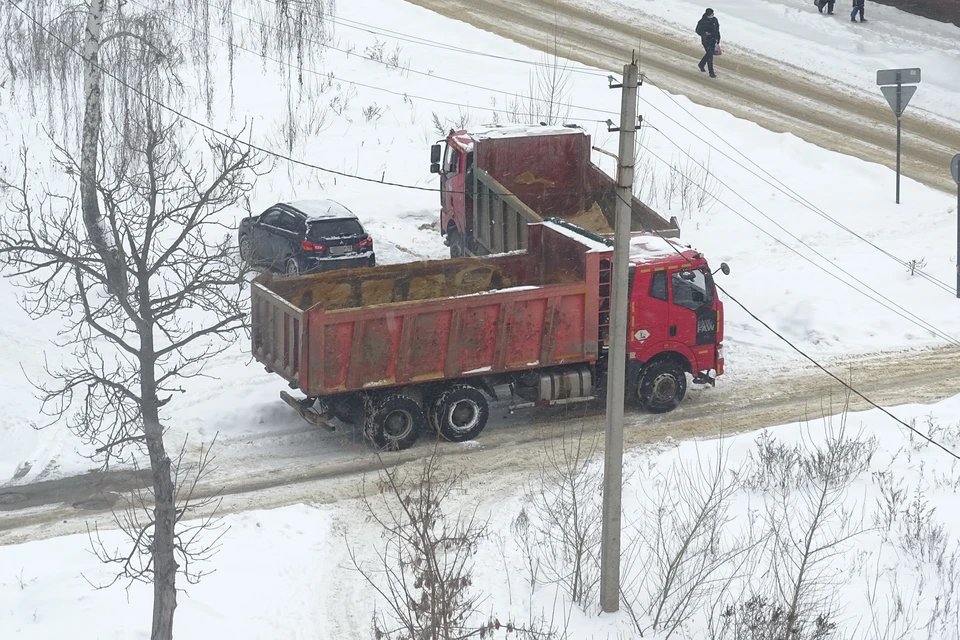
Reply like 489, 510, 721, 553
634, 329, 650, 342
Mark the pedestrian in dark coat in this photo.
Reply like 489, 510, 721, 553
695, 8, 720, 78
850, 0, 867, 21
817, 0, 836, 14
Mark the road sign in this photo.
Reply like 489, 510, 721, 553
880, 85, 917, 118
877, 68, 921, 86
952, 154, 960, 185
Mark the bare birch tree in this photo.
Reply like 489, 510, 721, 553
0, 102, 263, 638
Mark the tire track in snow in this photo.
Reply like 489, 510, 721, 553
3, 345, 960, 544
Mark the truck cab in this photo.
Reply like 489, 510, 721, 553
622, 233, 725, 412
430, 131, 474, 257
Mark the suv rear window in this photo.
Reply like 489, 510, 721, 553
307, 218, 364, 239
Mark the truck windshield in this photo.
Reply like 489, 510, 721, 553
672, 269, 715, 310
307, 218, 364, 239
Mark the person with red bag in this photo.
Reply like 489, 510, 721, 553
695, 8, 721, 78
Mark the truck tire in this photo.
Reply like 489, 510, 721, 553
366, 394, 425, 451
448, 229, 465, 258
431, 384, 489, 442
636, 360, 687, 413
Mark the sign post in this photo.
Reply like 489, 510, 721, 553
877, 68, 921, 205
952, 154, 960, 299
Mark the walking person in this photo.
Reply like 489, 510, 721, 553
851, 0, 867, 21
817, 0, 836, 14
696, 8, 721, 78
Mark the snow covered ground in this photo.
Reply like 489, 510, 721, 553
0, 0, 960, 482
5, 394, 960, 638
1, 0, 960, 636
590, 0, 960, 126
0, 0, 957, 487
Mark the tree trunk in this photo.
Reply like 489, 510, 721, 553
140, 327, 177, 640
81, 0, 128, 299
147, 430, 177, 640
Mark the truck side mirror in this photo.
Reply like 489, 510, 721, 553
430, 162, 441, 174
430, 144, 442, 164
720, 262, 730, 276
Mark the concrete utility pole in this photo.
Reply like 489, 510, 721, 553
600, 57, 639, 614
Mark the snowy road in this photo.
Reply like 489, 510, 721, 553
4, 344, 960, 544
404, 0, 960, 193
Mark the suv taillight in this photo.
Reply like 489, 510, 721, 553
302, 240, 327, 252
355, 237, 373, 251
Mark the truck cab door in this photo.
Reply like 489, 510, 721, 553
628, 268, 672, 360
441, 143, 466, 236
669, 268, 718, 364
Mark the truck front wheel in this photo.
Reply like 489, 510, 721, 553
431, 384, 489, 442
366, 395, 425, 451
636, 360, 687, 413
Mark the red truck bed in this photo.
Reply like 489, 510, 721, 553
251, 222, 611, 398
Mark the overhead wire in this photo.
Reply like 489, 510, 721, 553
15, 0, 960, 348
636, 76, 957, 295
304, 4, 611, 79
124, 0, 611, 126
201, 0, 620, 119
635, 130, 960, 348
13, 0, 960, 461
4, 0, 614, 201
621, 196, 960, 461
255, 2, 959, 297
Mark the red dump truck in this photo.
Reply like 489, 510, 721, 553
429, 124, 680, 257
252, 220, 727, 450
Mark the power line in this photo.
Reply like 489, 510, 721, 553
638, 76, 957, 296
620, 189, 960, 462
6, 0, 618, 202
125, 0, 610, 126
200, 0, 619, 120
266, 1, 956, 297
4, 0, 445, 192
17, 0, 958, 348
264, 1, 959, 298
318, 7, 610, 79
636, 135, 960, 348
716, 281, 960, 461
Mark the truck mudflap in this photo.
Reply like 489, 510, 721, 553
280, 391, 337, 432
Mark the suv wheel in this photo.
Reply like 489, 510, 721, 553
238, 235, 252, 265
284, 258, 300, 276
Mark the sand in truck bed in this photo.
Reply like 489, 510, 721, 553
565, 202, 611, 235
279, 261, 512, 311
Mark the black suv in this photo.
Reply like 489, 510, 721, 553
238, 200, 376, 275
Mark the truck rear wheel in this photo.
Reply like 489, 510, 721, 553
366, 394, 425, 451
430, 384, 489, 442
636, 360, 687, 414
448, 229, 465, 258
